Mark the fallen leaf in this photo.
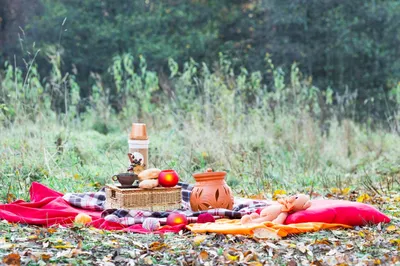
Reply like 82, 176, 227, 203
386, 225, 396, 232
0, 244, 14, 250
357, 194, 371, 203
2, 253, 21, 266
326, 249, 336, 256
6, 193, 16, 203
28, 235, 38, 240
53, 244, 74, 249
41, 254, 51, 261
193, 235, 207, 246
248, 262, 263, 266
223, 250, 238, 261
143, 256, 154, 265
297, 243, 307, 253
148, 241, 168, 251
47, 228, 57, 234
342, 187, 350, 195
273, 189, 286, 200
331, 188, 340, 194
253, 228, 281, 240
249, 193, 266, 200
199, 250, 209, 260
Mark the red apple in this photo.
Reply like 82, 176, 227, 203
158, 169, 179, 187
166, 212, 188, 226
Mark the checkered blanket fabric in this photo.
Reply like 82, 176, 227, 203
63, 182, 271, 225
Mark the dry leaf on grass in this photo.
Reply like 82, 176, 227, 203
253, 228, 281, 240
2, 253, 21, 266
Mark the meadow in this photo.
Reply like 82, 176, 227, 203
0, 54, 399, 265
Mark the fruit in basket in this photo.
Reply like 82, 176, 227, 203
139, 179, 159, 189
158, 170, 179, 187
138, 168, 161, 181
166, 212, 188, 226
74, 213, 92, 225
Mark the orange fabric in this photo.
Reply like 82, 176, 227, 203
186, 219, 352, 237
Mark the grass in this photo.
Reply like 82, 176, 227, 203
0, 54, 400, 265
1, 112, 399, 202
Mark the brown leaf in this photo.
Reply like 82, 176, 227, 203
2, 253, 21, 266
47, 228, 57, 234
6, 193, 16, 203
41, 254, 51, 261
253, 228, 281, 240
198, 250, 209, 261
249, 192, 266, 200
247, 262, 263, 266
148, 241, 168, 251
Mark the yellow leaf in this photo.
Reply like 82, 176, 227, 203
386, 225, 397, 232
73, 173, 80, 179
223, 250, 238, 261
342, 187, 350, 195
389, 239, 400, 246
331, 188, 340, 194
357, 194, 371, 203
53, 244, 74, 249
193, 235, 207, 246
273, 189, 286, 200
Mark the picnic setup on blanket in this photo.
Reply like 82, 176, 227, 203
0, 123, 391, 239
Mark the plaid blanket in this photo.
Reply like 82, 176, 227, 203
63, 182, 271, 226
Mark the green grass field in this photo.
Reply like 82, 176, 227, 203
1, 56, 399, 265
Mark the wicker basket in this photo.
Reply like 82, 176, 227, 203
105, 184, 182, 211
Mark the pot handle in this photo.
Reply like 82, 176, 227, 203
112, 175, 118, 181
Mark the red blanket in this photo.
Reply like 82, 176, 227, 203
0, 182, 184, 233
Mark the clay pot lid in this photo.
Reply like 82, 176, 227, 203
193, 168, 226, 179
129, 123, 148, 140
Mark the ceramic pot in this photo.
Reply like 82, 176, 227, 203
190, 168, 234, 211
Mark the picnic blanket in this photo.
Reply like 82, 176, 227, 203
64, 182, 271, 225
0, 182, 390, 235
0, 182, 270, 234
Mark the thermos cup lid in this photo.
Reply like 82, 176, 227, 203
129, 123, 148, 140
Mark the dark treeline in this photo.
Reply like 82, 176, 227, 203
1, 0, 400, 121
